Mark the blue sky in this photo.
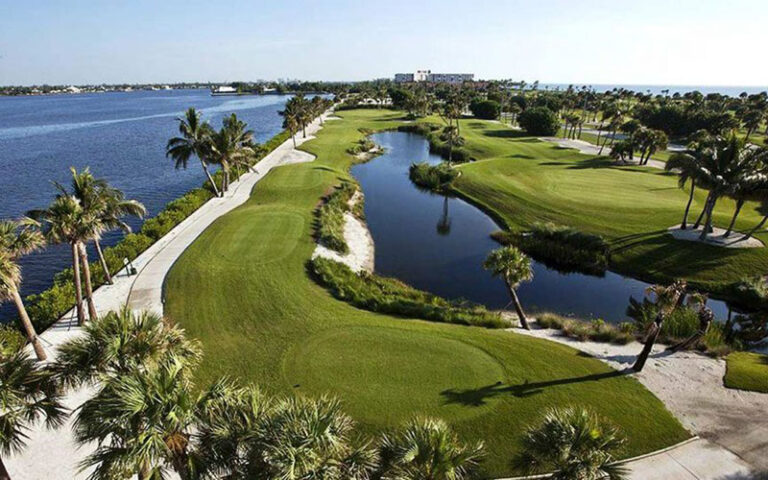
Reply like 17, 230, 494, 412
1, 0, 766, 86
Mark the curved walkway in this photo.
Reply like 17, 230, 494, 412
540, 136, 667, 170
7, 113, 330, 480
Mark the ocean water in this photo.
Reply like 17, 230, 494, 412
0, 89, 294, 322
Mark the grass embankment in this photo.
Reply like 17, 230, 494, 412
164, 109, 688, 476
725, 352, 768, 393
441, 118, 768, 301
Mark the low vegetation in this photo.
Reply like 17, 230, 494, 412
310, 257, 507, 329
316, 182, 358, 254
397, 124, 473, 163
536, 313, 634, 345
408, 162, 459, 192
346, 137, 376, 155
724, 352, 768, 393
493, 223, 609, 275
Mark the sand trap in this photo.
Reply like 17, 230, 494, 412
312, 191, 374, 273
324, 115, 342, 120
280, 144, 316, 165
668, 225, 764, 248
516, 323, 768, 471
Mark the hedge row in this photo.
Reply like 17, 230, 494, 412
397, 124, 473, 163
316, 182, 358, 254
17, 129, 292, 333
309, 257, 507, 329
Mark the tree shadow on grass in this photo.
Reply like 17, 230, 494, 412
440, 370, 627, 407
482, 129, 529, 139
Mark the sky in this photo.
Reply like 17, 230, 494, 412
1, 0, 767, 87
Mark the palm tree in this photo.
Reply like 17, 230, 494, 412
51, 306, 201, 389
378, 417, 484, 480
281, 101, 303, 148
0, 350, 67, 480
30, 195, 102, 324
166, 107, 221, 197
483, 246, 534, 330
666, 151, 704, 229
632, 280, 687, 372
0, 220, 47, 360
515, 407, 627, 480
740, 199, 768, 242
57, 168, 146, 284
207, 114, 256, 193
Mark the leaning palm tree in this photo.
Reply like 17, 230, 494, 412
29, 195, 102, 324
57, 168, 146, 284
0, 220, 47, 360
0, 350, 67, 480
483, 246, 534, 330
632, 280, 687, 372
166, 107, 221, 197
666, 152, 703, 230
515, 407, 627, 480
51, 306, 201, 389
378, 417, 484, 480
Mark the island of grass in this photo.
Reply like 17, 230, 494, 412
164, 109, 688, 476
725, 352, 768, 393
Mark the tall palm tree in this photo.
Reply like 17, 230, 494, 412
378, 417, 484, 480
208, 114, 256, 193
166, 107, 221, 197
51, 306, 201, 389
57, 168, 146, 284
515, 407, 627, 480
281, 101, 303, 147
666, 151, 704, 230
0, 350, 67, 480
29, 195, 102, 324
0, 220, 47, 360
483, 246, 534, 330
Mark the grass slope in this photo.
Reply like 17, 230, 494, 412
448, 118, 768, 291
725, 352, 768, 393
164, 110, 688, 476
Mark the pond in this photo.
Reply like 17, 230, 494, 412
351, 131, 731, 323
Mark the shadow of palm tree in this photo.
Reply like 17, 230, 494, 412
482, 129, 529, 139
440, 370, 627, 407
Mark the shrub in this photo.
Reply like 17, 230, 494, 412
536, 312, 633, 345
397, 124, 473, 163
0, 326, 25, 355
492, 223, 609, 275
346, 138, 376, 155
310, 257, 507, 329
518, 107, 560, 136
316, 182, 358, 253
408, 162, 459, 192
469, 100, 501, 120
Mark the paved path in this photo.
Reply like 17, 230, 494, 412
6, 114, 330, 480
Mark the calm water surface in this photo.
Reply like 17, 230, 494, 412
352, 132, 731, 323
0, 89, 295, 322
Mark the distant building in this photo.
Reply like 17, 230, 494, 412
393, 70, 474, 84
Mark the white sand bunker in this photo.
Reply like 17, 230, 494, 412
324, 115, 342, 120
281, 148, 315, 165
312, 191, 374, 272
667, 225, 764, 248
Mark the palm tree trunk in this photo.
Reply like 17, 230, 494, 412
71, 242, 86, 325
78, 242, 98, 321
506, 280, 530, 330
681, 181, 695, 229
0, 457, 10, 480
94, 239, 112, 285
199, 159, 221, 197
741, 215, 768, 241
633, 318, 661, 372
723, 199, 745, 237
596, 123, 603, 146
11, 287, 46, 361
693, 192, 713, 229
699, 197, 717, 240
302, 124, 307, 138
292, 132, 297, 148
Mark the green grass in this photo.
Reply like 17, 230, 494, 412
725, 352, 768, 393
446, 117, 768, 293
164, 109, 688, 476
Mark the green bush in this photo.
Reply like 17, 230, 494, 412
346, 138, 376, 155
518, 107, 560, 136
408, 162, 459, 192
493, 223, 609, 275
469, 99, 501, 120
317, 182, 358, 254
0, 326, 25, 355
310, 257, 507, 329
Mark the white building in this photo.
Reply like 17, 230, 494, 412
393, 70, 474, 84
